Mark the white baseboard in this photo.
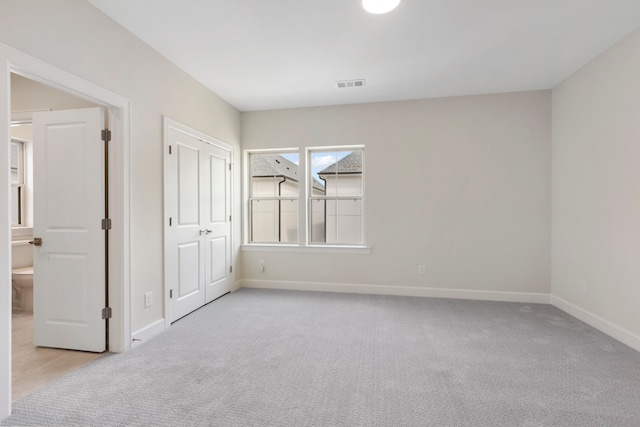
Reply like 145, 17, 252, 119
550, 295, 640, 353
240, 279, 550, 304
131, 319, 166, 349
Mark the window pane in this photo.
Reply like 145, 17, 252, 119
336, 199, 362, 244
311, 151, 337, 196
251, 199, 277, 243
250, 199, 298, 243
315, 150, 362, 197
10, 141, 23, 185
279, 199, 298, 243
309, 199, 326, 243
251, 152, 299, 197
322, 199, 362, 245
11, 186, 21, 226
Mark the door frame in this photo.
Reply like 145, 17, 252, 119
162, 117, 233, 329
0, 42, 131, 419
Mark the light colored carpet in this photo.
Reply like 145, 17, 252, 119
2, 288, 640, 426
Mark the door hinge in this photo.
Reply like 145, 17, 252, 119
170, 289, 173, 299
229, 215, 232, 222
101, 129, 111, 142
102, 307, 112, 319
101, 218, 112, 230
230, 266, 233, 273
228, 163, 231, 171
169, 217, 172, 226
169, 145, 172, 155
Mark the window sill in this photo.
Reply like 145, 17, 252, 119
241, 244, 371, 255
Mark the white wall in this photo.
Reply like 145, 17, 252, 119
242, 91, 551, 296
0, 0, 241, 334
551, 27, 640, 344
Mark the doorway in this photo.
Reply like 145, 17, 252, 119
9, 76, 107, 399
1, 43, 131, 419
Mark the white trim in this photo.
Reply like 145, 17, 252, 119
241, 244, 371, 254
131, 319, 166, 350
0, 42, 131, 419
550, 295, 640, 353
240, 279, 551, 304
1, 49, 12, 421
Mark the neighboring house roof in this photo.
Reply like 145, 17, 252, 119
252, 154, 299, 181
318, 151, 362, 175
252, 154, 325, 192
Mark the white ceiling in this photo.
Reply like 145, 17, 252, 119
88, 0, 640, 112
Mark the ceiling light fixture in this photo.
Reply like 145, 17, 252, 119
362, 0, 401, 14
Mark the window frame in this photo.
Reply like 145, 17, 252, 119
10, 138, 26, 227
306, 146, 365, 247
243, 145, 368, 252
246, 148, 301, 244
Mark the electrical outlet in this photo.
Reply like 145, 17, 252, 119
145, 291, 153, 307
580, 281, 588, 294
259, 260, 265, 272
418, 265, 426, 275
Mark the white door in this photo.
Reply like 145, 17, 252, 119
167, 124, 232, 322
32, 107, 106, 352
203, 145, 232, 304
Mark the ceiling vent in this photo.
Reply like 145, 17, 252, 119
336, 79, 365, 89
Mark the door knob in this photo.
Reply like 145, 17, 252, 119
206, 229, 212, 234
199, 229, 207, 236
29, 237, 43, 246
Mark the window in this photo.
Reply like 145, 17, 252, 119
249, 151, 300, 243
309, 149, 364, 245
11, 139, 25, 226
246, 146, 365, 247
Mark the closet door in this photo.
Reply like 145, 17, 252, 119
166, 121, 232, 323
203, 145, 232, 304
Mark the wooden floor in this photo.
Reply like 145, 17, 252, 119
12, 310, 103, 402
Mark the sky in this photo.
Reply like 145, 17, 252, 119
281, 151, 351, 182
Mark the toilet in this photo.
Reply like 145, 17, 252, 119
12, 266, 33, 312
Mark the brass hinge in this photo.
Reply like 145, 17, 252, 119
101, 218, 112, 230
102, 307, 112, 319
169, 289, 173, 299
101, 129, 111, 142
